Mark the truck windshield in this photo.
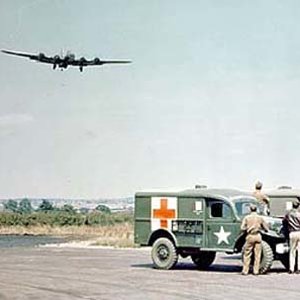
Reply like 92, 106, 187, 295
233, 198, 267, 218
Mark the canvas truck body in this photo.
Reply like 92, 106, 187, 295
134, 188, 288, 272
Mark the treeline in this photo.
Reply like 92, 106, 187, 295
0, 199, 133, 227
2, 199, 112, 214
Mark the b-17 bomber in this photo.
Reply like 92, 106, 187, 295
1, 49, 131, 72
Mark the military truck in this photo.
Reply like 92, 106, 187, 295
266, 186, 300, 217
134, 188, 289, 273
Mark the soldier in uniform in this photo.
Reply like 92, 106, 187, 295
241, 204, 269, 275
253, 181, 270, 215
283, 199, 300, 274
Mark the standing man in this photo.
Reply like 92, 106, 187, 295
241, 204, 269, 275
284, 200, 300, 274
253, 181, 270, 215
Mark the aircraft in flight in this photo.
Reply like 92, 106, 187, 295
1, 49, 131, 72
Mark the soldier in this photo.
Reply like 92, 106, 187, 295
253, 181, 270, 215
241, 204, 269, 275
283, 199, 300, 274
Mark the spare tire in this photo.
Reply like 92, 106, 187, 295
259, 241, 274, 274
242, 240, 274, 274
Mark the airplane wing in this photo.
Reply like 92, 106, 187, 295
87, 59, 132, 66
1, 49, 55, 64
69, 57, 131, 66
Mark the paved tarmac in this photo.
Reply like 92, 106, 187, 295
0, 246, 299, 300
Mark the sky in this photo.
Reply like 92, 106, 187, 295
1, 0, 300, 198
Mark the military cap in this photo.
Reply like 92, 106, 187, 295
255, 181, 263, 189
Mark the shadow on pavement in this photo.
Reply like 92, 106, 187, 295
131, 262, 241, 273
175, 263, 242, 273
270, 267, 288, 274
131, 261, 287, 274
131, 263, 153, 269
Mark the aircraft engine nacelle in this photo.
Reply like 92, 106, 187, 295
68, 53, 75, 60
54, 55, 60, 63
38, 53, 45, 60
93, 57, 101, 64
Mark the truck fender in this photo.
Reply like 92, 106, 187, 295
233, 231, 246, 253
261, 229, 284, 240
261, 230, 286, 253
147, 229, 178, 247
235, 230, 285, 253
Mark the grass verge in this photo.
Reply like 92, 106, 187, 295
0, 223, 135, 248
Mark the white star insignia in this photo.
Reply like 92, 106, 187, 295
214, 226, 231, 245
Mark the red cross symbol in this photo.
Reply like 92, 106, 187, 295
153, 198, 176, 228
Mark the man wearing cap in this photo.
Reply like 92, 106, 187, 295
283, 199, 300, 274
253, 181, 270, 215
241, 204, 269, 275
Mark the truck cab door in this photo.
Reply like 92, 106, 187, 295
204, 199, 239, 251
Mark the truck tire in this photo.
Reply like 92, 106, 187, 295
259, 241, 274, 274
242, 240, 273, 274
191, 251, 216, 270
151, 238, 178, 270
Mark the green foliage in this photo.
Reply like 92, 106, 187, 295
38, 200, 54, 212
53, 212, 86, 226
4, 200, 18, 213
0, 212, 23, 225
4, 198, 33, 214
86, 212, 114, 226
86, 211, 133, 226
18, 198, 33, 214
60, 204, 76, 214
0, 211, 133, 227
95, 204, 111, 214
79, 207, 89, 214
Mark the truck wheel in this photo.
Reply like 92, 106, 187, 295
259, 241, 274, 274
191, 251, 216, 270
151, 238, 178, 270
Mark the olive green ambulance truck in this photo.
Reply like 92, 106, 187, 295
266, 186, 300, 217
134, 188, 289, 273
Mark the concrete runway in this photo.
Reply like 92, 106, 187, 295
0, 246, 299, 300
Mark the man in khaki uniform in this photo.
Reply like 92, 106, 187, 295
283, 200, 300, 274
253, 181, 270, 215
241, 204, 269, 275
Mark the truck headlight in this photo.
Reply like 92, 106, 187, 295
276, 243, 289, 254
